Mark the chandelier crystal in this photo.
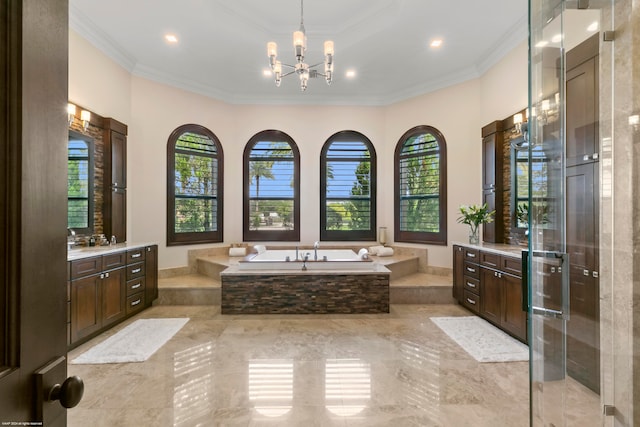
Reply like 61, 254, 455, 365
266, 0, 334, 91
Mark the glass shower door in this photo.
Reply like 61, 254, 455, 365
527, 0, 631, 425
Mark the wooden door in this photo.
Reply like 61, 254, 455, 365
144, 245, 159, 306
0, 0, 76, 424
501, 272, 526, 342
480, 267, 501, 326
565, 33, 599, 394
566, 162, 599, 393
452, 245, 464, 300
101, 267, 126, 327
71, 275, 102, 343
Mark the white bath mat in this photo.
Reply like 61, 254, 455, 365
431, 316, 529, 363
71, 318, 189, 364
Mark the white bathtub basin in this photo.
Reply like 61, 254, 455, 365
238, 249, 375, 271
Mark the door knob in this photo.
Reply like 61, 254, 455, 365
48, 376, 84, 408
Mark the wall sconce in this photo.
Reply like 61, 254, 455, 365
80, 110, 91, 131
540, 99, 550, 124
67, 103, 76, 126
513, 113, 524, 134
629, 114, 639, 132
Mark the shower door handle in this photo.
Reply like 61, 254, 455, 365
529, 250, 569, 320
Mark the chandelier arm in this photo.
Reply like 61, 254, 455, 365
280, 70, 296, 78
280, 63, 297, 69
307, 62, 325, 69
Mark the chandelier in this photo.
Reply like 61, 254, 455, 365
266, 0, 334, 91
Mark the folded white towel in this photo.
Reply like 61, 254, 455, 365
368, 245, 385, 256
254, 245, 266, 254
358, 248, 369, 259
229, 247, 247, 257
376, 247, 394, 257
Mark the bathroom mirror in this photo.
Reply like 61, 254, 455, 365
67, 130, 95, 235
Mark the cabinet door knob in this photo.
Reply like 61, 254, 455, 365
48, 376, 84, 409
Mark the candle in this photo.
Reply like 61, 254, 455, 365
379, 227, 387, 246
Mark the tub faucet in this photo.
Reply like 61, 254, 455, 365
314, 241, 319, 261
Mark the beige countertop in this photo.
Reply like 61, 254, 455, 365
67, 242, 156, 261
452, 241, 527, 257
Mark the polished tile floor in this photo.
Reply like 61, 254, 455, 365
67, 304, 596, 427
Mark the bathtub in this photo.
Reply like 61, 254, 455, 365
237, 249, 374, 271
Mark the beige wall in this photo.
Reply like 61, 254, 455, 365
69, 30, 528, 270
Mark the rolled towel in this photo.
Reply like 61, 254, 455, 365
358, 248, 369, 259
368, 245, 384, 256
254, 245, 266, 254
229, 247, 247, 257
376, 247, 394, 257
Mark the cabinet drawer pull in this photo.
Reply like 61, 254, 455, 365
132, 268, 141, 274
131, 253, 141, 258
466, 267, 476, 273
131, 283, 141, 290
131, 299, 141, 306
105, 272, 109, 278
466, 281, 476, 288
466, 298, 476, 305
466, 253, 476, 258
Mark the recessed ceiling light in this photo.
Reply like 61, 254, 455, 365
430, 39, 443, 48
345, 70, 356, 78
263, 69, 273, 77
165, 34, 178, 44
587, 21, 599, 32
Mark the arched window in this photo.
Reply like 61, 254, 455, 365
243, 130, 300, 241
320, 131, 376, 241
167, 124, 224, 245
394, 125, 447, 245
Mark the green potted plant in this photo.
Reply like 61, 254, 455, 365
457, 203, 495, 244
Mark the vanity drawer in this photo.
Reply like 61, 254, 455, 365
126, 277, 146, 297
126, 293, 145, 315
127, 263, 145, 280
462, 290, 480, 313
463, 261, 480, 279
501, 255, 522, 277
463, 277, 480, 294
70, 256, 102, 279
127, 248, 146, 264
480, 251, 500, 269
463, 248, 479, 262
103, 251, 126, 270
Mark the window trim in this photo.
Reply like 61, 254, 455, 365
68, 130, 95, 235
320, 130, 377, 241
243, 130, 300, 242
166, 123, 224, 246
394, 125, 447, 245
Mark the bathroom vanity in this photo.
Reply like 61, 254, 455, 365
453, 242, 527, 343
67, 243, 158, 348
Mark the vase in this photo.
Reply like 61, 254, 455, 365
468, 226, 479, 244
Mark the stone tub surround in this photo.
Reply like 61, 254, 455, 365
221, 264, 390, 314
158, 244, 455, 306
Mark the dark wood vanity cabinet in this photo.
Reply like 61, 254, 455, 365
68, 245, 158, 348
481, 121, 505, 243
453, 245, 527, 343
103, 118, 127, 243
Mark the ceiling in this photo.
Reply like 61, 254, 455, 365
70, 0, 528, 106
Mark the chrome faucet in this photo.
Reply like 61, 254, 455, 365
314, 241, 319, 261
302, 253, 309, 271
67, 228, 76, 249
